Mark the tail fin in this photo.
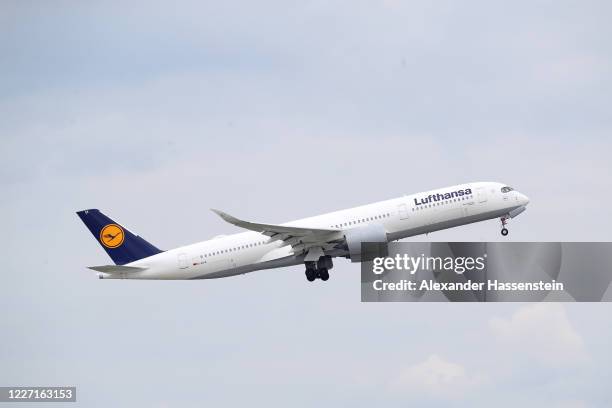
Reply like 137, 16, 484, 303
76, 209, 162, 265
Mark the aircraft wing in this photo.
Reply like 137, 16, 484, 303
211, 209, 344, 258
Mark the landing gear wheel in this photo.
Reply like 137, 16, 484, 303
499, 216, 509, 237
319, 268, 329, 281
305, 268, 317, 282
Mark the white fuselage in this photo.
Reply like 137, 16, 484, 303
102, 182, 529, 280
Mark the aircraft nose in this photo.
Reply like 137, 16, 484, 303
520, 193, 530, 206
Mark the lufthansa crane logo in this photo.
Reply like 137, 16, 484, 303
100, 224, 125, 248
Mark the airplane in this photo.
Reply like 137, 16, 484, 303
77, 181, 529, 281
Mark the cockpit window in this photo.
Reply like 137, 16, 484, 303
501, 186, 514, 193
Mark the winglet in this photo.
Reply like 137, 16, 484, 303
211, 208, 242, 226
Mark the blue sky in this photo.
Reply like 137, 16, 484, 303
1, 1, 612, 407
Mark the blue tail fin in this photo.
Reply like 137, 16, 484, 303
76, 209, 163, 265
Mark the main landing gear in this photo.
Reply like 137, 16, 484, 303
305, 256, 333, 282
500, 217, 509, 236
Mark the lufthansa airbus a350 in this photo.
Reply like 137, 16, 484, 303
77, 182, 529, 281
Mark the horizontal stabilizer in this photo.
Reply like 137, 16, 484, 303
87, 265, 148, 274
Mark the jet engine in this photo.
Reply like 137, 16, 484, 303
344, 224, 388, 262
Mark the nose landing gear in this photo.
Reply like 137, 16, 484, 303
500, 217, 509, 236
304, 256, 333, 282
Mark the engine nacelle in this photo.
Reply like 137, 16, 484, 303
344, 224, 388, 262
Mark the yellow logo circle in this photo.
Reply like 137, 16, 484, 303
100, 224, 125, 248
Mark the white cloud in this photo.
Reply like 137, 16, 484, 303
388, 354, 485, 399
489, 303, 588, 367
